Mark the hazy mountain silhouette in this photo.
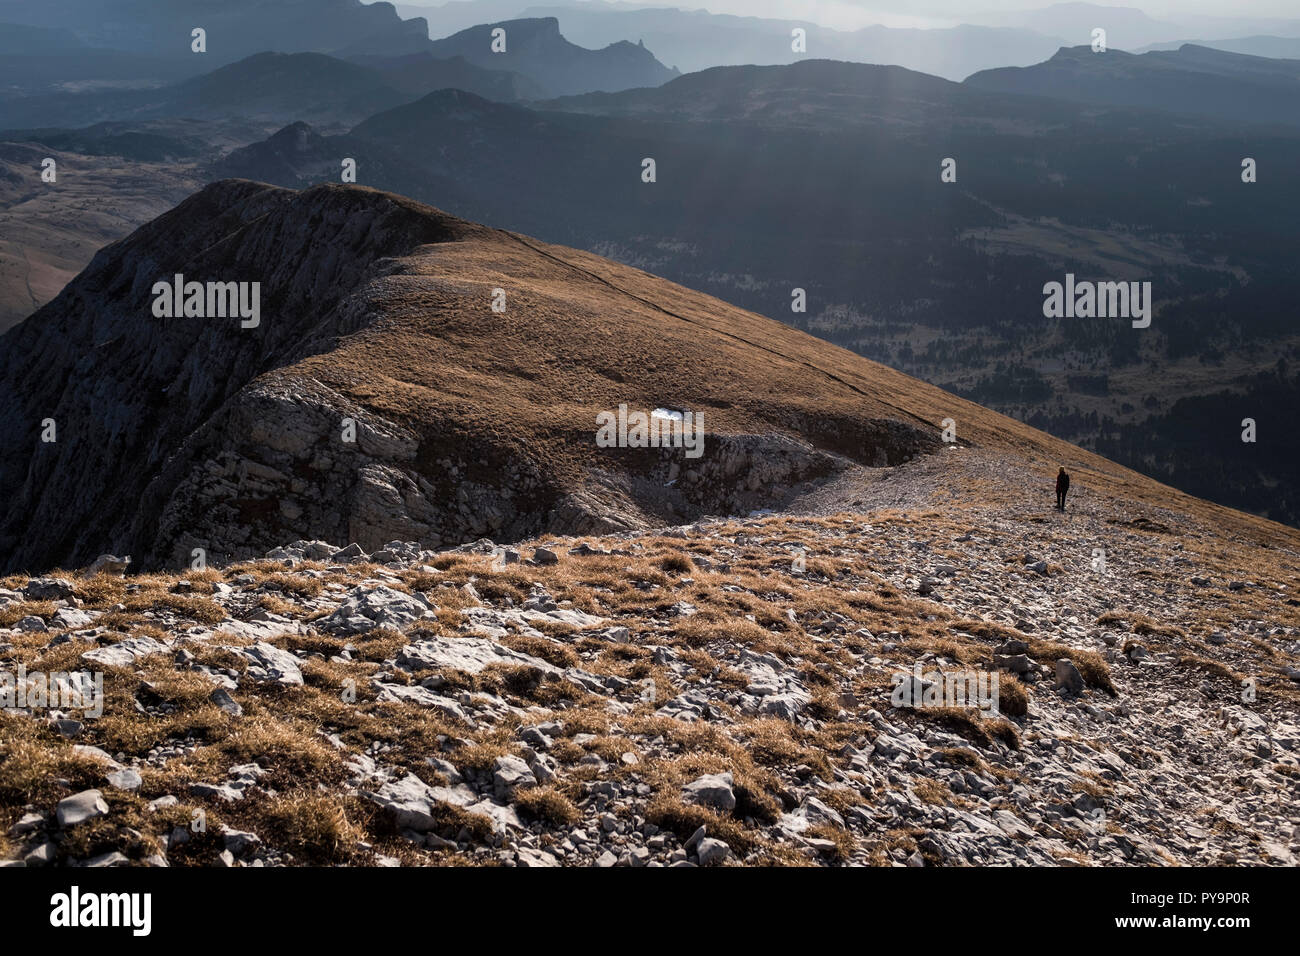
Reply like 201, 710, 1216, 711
543, 58, 1061, 128
424, 16, 677, 96
983, 2, 1300, 50
0, 20, 198, 90
966, 44, 1300, 126
985, 2, 1183, 49
517, 4, 1065, 81
0, 50, 534, 130
164, 53, 410, 125
1138, 36, 1300, 59
0, 0, 432, 65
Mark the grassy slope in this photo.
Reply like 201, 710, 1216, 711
281, 185, 1298, 551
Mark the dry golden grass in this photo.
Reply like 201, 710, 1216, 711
256, 794, 364, 864
495, 632, 580, 669
0, 600, 56, 627
910, 706, 1022, 749
257, 573, 325, 599
1023, 639, 1116, 696
805, 823, 855, 863
0, 718, 109, 806
515, 787, 581, 827
1176, 653, 1240, 683
644, 795, 759, 856
913, 778, 953, 805
997, 676, 1030, 717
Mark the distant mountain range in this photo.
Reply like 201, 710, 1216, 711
0, 21, 200, 89
0, 0, 431, 65
0, 5, 676, 100
0, 18, 678, 130
543, 58, 1052, 128
0, 52, 410, 131
347, 51, 545, 101
424, 16, 677, 95
393, 1, 1300, 80
978, 2, 1300, 51
512, 6, 1063, 81
967, 43, 1300, 127
1137, 36, 1300, 59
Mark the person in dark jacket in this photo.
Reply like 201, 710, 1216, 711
1056, 467, 1070, 511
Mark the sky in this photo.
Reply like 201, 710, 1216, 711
398, 1, 1300, 32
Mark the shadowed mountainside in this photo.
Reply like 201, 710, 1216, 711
4, 179, 1291, 575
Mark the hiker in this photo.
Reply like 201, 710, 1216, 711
1056, 467, 1070, 511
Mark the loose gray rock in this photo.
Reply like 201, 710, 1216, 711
320, 585, 436, 635
493, 755, 537, 801
221, 826, 262, 856
362, 774, 477, 832
106, 768, 143, 792
82, 555, 131, 578
24, 841, 56, 866
56, 790, 109, 828
82, 635, 168, 668
209, 687, 243, 716
1055, 659, 1085, 695
22, 577, 77, 601
682, 772, 736, 812
696, 837, 731, 865
995, 653, 1033, 675
231, 641, 303, 686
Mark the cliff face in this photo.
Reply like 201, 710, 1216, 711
425, 17, 679, 97
0, 181, 478, 571
0, 180, 946, 573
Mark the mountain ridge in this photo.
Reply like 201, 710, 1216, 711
4, 179, 1293, 575
965, 42, 1300, 126
424, 16, 678, 96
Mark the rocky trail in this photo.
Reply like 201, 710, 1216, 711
3, 448, 1297, 867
